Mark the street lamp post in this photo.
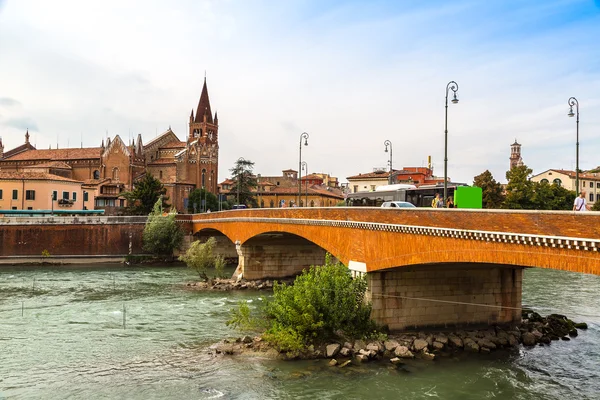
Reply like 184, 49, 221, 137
298, 132, 309, 206
384, 140, 393, 184
444, 81, 459, 207
301, 161, 308, 207
568, 97, 580, 197
51, 192, 54, 215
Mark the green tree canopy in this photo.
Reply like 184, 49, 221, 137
532, 181, 576, 210
473, 169, 505, 209
123, 174, 169, 215
142, 199, 184, 256
503, 165, 535, 209
230, 158, 257, 207
188, 188, 218, 213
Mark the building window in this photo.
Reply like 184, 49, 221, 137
0, 189, 3, 199
83, 192, 89, 201
590, 182, 594, 188
159, 170, 163, 179
11, 206, 17, 210
62, 191, 69, 200
540, 179, 549, 184
201, 169, 206, 187
270, 200, 274, 208
353, 185, 358, 193
370, 185, 376, 191
590, 193, 594, 202
597, 182, 600, 189
112, 168, 119, 180
27, 207, 33, 210
52, 191, 58, 201
25, 190, 35, 200
72, 192, 77, 201
93, 170, 100, 179
12, 189, 18, 200
553, 179, 562, 186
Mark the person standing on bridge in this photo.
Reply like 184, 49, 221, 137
432, 193, 441, 208
573, 191, 589, 211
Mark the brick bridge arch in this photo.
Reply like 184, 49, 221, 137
180, 208, 600, 331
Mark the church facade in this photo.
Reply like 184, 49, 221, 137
0, 79, 219, 213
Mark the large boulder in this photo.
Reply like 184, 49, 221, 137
367, 342, 382, 353
413, 338, 428, 352
463, 338, 480, 353
522, 332, 537, 346
394, 345, 414, 359
354, 340, 367, 351
384, 340, 400, 352
326, 343, 341, 358
432, 341, 445, 351
448, 335, 464, 348
477, 338, 497, 350
435, 334, 448, 345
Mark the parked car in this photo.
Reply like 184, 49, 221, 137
381, 201, 416, 208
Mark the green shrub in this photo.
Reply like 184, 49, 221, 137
179, 237, 224, 281
228, 254, 379, 352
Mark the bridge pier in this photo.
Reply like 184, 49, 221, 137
236, 233, 328, 280
366, 264, 523, 332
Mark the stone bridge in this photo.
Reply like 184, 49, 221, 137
178, 208, 600, 331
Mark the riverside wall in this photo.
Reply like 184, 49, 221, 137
0, 216, 147, 257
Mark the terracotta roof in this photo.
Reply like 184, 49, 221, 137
161, 140, 186, 149
3, 147, 102, 161
82, 178, 110, 185
144, 128, 178, 147
2, 142, 36, 159
548, 169, 600, 181
0, 171, 83, 183
27, 161, 72, 169
258, 181, 277, 186
301, 174, 324, 180
346, 171, 391, 180
219, 179, 234, 185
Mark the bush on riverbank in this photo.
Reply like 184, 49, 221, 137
179, 237, 226, 281
227, 255, 383, 353
142, 199, 184, 256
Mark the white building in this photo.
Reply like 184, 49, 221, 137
530, 169, 600, 206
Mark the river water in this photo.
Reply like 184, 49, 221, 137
0, 265, 599, 400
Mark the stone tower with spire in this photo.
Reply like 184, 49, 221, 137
510, 139, 524, 170
185, 78, 219, 194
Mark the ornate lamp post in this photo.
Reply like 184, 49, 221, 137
568, 97, 580, 197
298, 132, 309, 206
444, 81, 459, 206
301, 161, 308, 207
384, 140, 393, 184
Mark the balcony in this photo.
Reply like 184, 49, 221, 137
57, 199, 74, 207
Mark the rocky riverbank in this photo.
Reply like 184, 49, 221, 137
186, 277, 294, 291
209, 309, 588, 365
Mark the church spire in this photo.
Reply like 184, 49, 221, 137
194, 77, 213, 124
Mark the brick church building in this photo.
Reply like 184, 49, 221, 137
0, 79, 219, 213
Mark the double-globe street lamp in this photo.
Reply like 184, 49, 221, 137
568, 97, 580, 197
298, 132, 309, 207
384, 140, 393, 184
301, 161, 308, 207
444, 81, 459, 207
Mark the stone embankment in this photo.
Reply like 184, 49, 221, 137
209, 308, 587, 365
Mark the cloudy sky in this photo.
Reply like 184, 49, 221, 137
1, 0, 599, 184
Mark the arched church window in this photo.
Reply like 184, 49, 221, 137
201, 169, 206, 187
553, 178, 562, 187
159, 171, 163, 179
270, 200, 274, 208
93, 170, 100, 179
541, 179, 549, 184
310, 200, 315, 207
112, 167, 119, 180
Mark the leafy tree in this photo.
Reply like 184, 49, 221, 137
532, 182, 575, 210
228, 255, 379, 353
230, 159, 257, 207
503, 165, 535, 209
473, 170, 505, 209
188, 188, 219, 213
123, 174, 169, 215
592, 200, 600, 211
179, 237, 226, 281
142, 199, 184, 256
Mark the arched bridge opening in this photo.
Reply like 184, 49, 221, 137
239, 231, 330, 280
194, 228, 238, 262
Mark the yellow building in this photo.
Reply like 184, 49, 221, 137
0, 172, 86, 211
